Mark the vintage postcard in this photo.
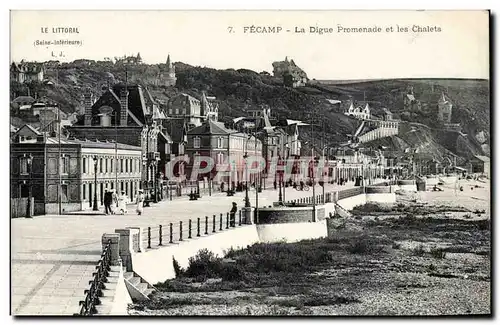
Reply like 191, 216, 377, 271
9, 10, 490, 316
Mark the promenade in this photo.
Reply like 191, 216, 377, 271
11, 182, 360, 315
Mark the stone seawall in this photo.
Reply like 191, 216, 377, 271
258, 206, 326, 224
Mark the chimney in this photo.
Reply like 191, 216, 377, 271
119, 87, 129, 126
84, 91, 93, 126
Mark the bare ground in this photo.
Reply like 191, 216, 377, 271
129, 180, 491, 316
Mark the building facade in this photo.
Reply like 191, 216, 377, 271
185, 120, 263, 186
10, 131, 142, 215
437, 92, 453, 124
68, 83, 170, 199
11, 61, 44, 84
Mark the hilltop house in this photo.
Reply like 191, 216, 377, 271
11, 61, 44, 84
437, 92, 453, 124
345, 102, 371, 120
272, 57, 308, 88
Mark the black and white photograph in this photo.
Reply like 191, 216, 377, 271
8, 9, 491, 316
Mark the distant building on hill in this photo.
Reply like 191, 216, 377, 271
437, 92, 453, 124
11, 61, 44, 83
272, 57, 308, 88
403, 86, 421, 111
115, 53, 143, 65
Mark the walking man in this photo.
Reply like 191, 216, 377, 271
230, 202, 237, 227
103, 189, 112, 215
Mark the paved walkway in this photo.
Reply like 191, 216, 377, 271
11, 181, 366, 315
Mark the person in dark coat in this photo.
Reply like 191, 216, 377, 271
230, 202, 237, 227
103, 189, 112, 215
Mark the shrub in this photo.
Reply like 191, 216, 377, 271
429, 248, 447, 259
172, 257, 184, 277
184, 249, 223, 280
412, 244, 426, 256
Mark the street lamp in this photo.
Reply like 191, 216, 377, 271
243, 151, 250, 208
152, 160, 158, 203
26, 154, 33, 218
92, 156, 98, 211
277, 153, 284, 205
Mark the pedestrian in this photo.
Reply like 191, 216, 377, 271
111, 189, 118, 214
230, 202, 237, 227
136, 190, 145, 215
273, 180, 277, 190
103, 189, 112, 215
117, 191, 129, 214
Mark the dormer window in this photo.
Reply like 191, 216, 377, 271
193, 136, 201, 149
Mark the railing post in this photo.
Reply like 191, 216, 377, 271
205, 216, 208, 235
220, 213, 223, 231
179, 221, 183, 241
158, 225, 163, 246
169, 223, 173, 244
147, 227, 151, 249
197, 218, 201, 237
226, 212, 229, 229
188, 219, 192, 239
238, 210, 242, 226
212, 215, 216, 233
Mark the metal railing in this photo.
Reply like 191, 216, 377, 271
141, 210, 244, 249
75, 239, 112, 316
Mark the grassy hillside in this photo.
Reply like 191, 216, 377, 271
10, 62, 490, 163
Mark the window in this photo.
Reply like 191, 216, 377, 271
105, 159, 108, 173
82, 158, 87, 174
217, 137, 223, 149
120, 159, 124, 173
125, 159, 128, 173
60, 156, 69, 174
193, 137, 201, 149
61, 184, 68, 202
130, 159, 133, 173
19, 157, 29, 175
99, 158, 103, 173
217, 153, 224, 165
83, 184, 86, 200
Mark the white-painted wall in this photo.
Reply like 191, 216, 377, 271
366, 193, 396, 204
256, 220, 327, 243
337, 195, 367, 210
132, 226, 260, 284
337, 192, 396, 211
109, 267, 133, 315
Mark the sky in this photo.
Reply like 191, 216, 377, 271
10, 10, 489, 80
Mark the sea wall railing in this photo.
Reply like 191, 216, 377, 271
75, 239, 112, 316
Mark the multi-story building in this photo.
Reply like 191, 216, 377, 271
185, 120, 262, 186
11, 61, 44, 83
167, 91, 220, 129
68, 83, 171, 198
11, 125, 142, 215
345, 102, 371, 120
437, 92, 453, 124
272, 57, 308, 88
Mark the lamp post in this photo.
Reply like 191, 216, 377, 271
92, 156, 98, 211
152, 160, 158, 203
26, 154, 33, 218
278, 154, 283, 205
243, 151, 250, 208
